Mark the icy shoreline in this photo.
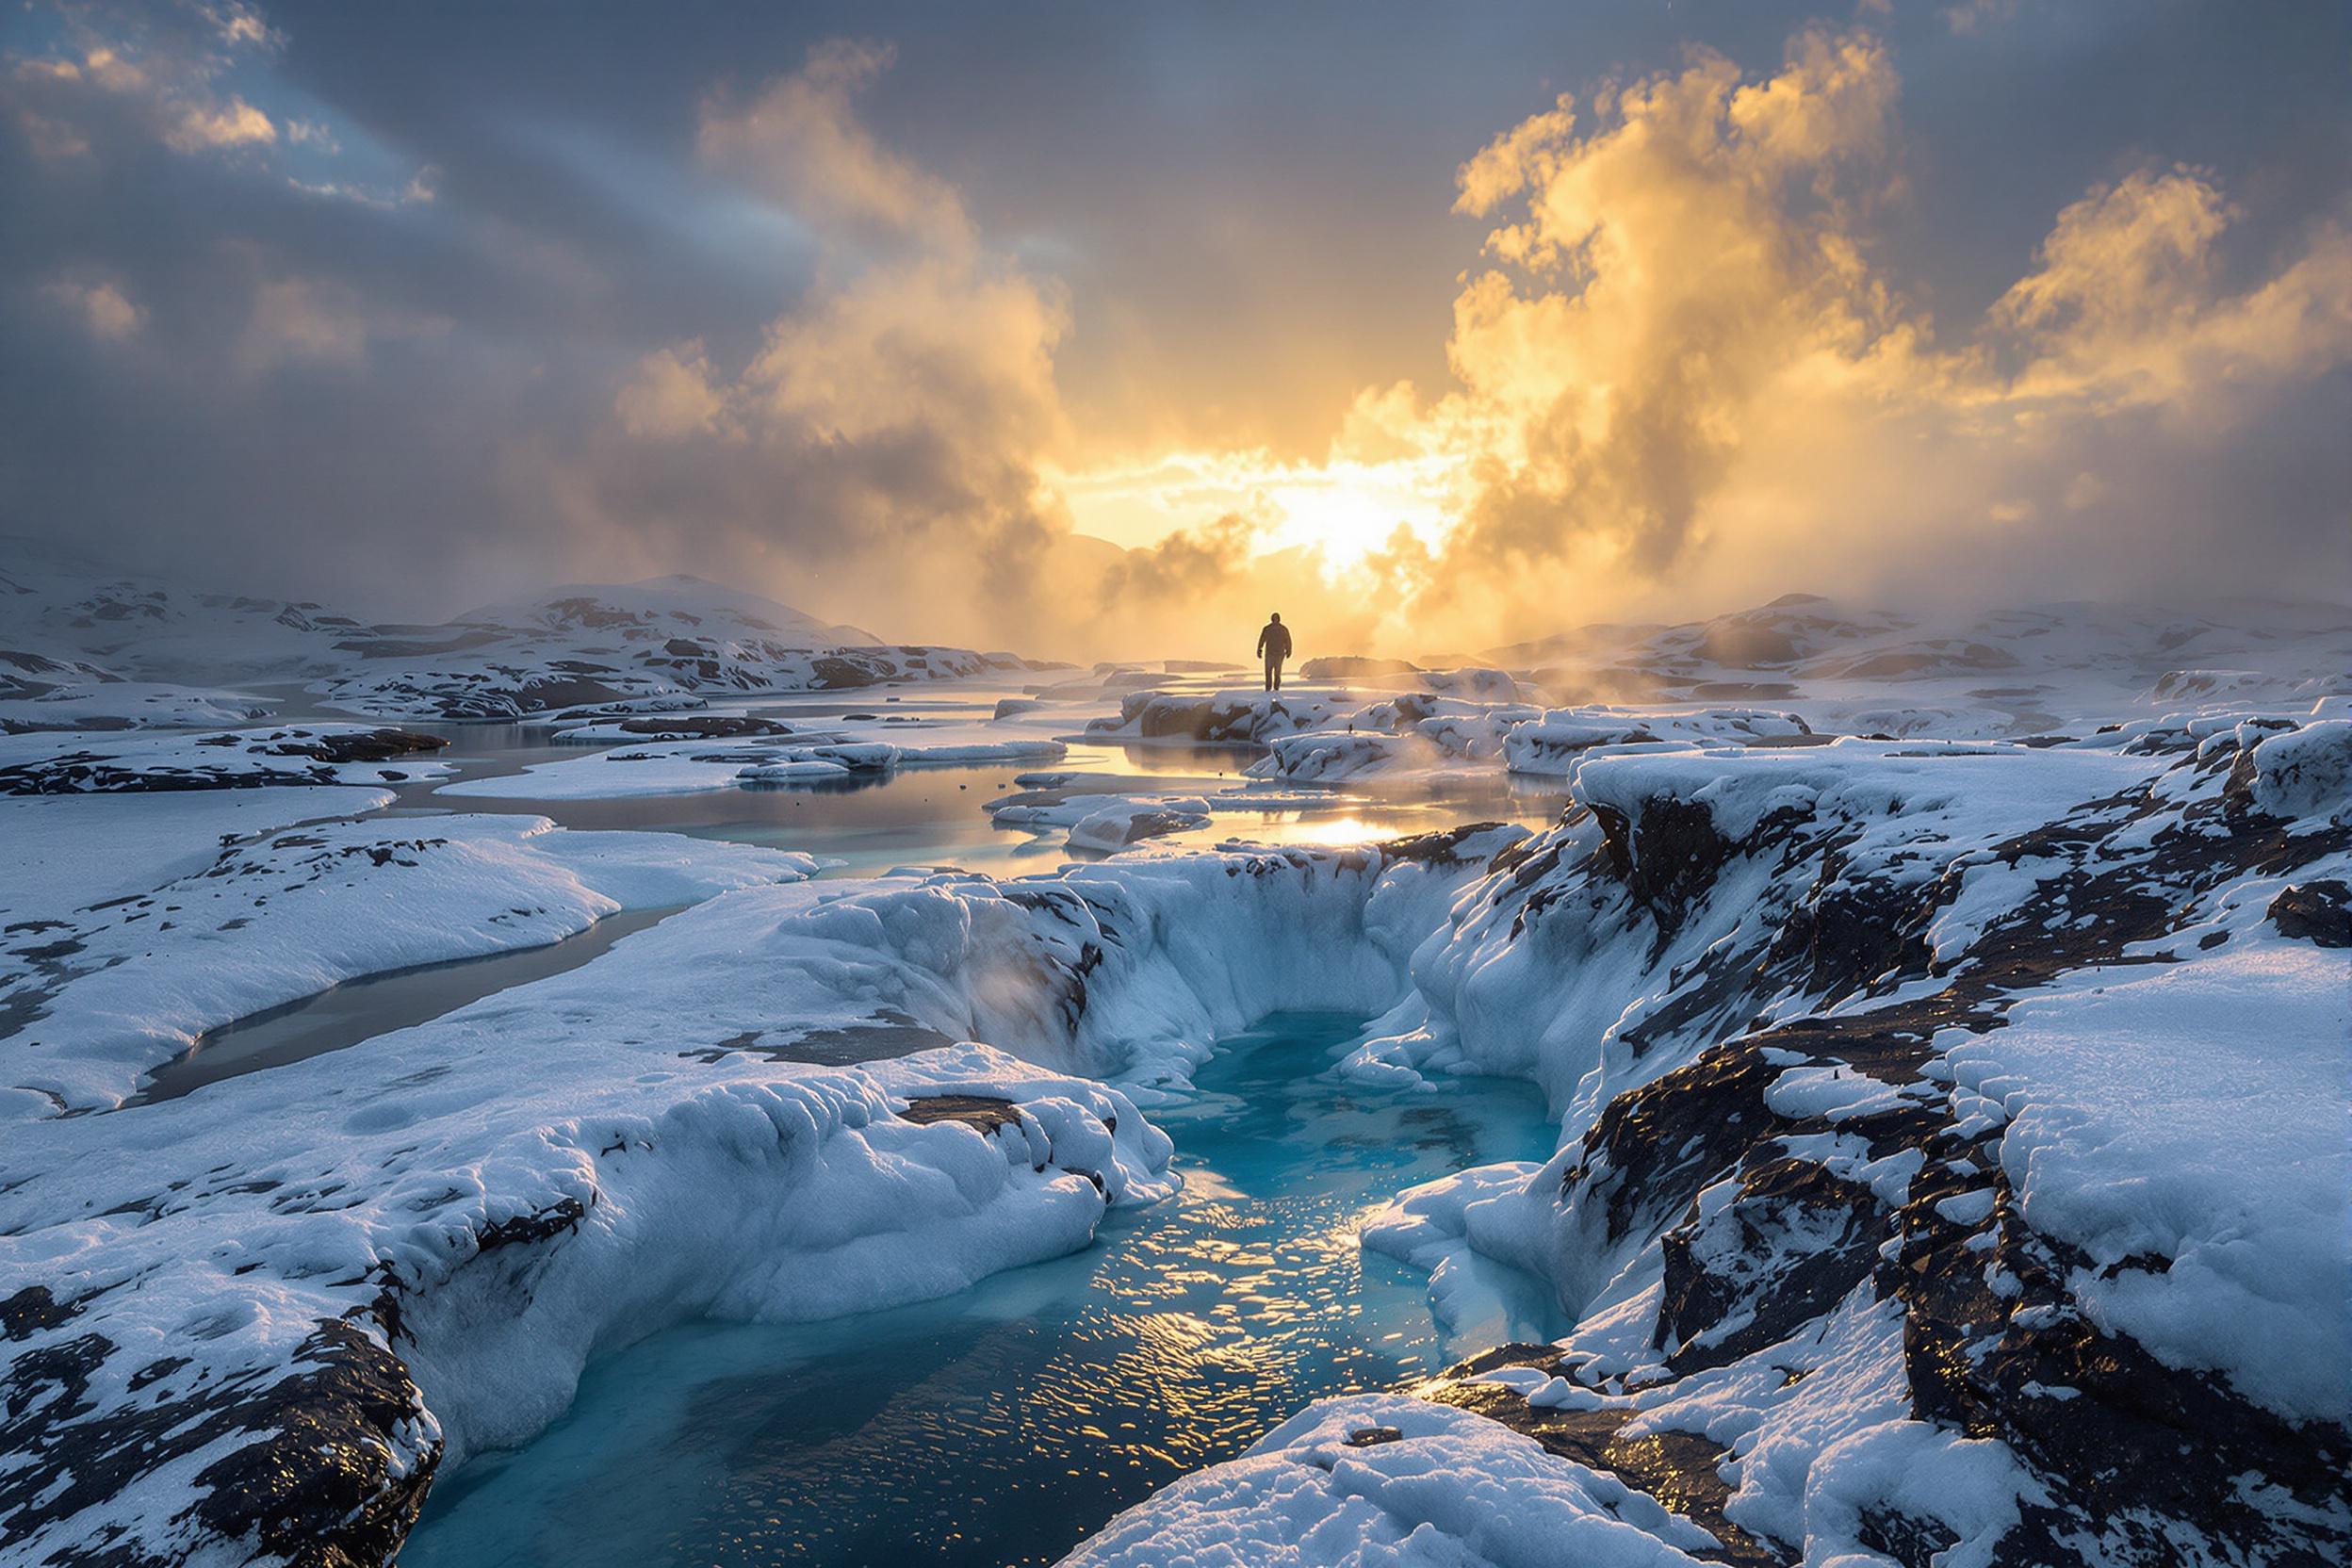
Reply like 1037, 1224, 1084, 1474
8, 706, 2347, 1564
5, 567, 2350, 1568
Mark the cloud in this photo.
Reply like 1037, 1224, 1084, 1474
696, 39, 972, 254
1419, 30, 1910, 594
1099, 510, 1266, 600
164, 93, 273, 152
0, 7, 2343, 657
4, 6, 281, 160
43, 277, 143, 340
234, 275, 449, 372
614, 341, 733, 439
1249, 24, 2352, 647
1992, 168, 2352, 407
510, 41, 1080, 645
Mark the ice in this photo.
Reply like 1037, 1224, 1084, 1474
8, 569, 2352, 1567
1063, 1395, 1723, 1568
436, 719, 1070, 801
1, 813, 817, 1118
1945, 932, 2352, 1420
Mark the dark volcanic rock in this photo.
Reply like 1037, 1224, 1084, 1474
898, 1093, 1026, 1136
2268, 878, 2352, 947
268, 729, 448, 765
1421, 1347, 1784, 1566
0, 1313, 438, 1568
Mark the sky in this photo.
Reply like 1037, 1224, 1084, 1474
3, 0, 2347, 657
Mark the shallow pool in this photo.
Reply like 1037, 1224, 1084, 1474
399, 1013, 1565, 1568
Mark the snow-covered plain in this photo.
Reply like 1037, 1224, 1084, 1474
3, 561, 2349, 1568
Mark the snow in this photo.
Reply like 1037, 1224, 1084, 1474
2250, 717, 2352, 821
0, 786, 394, 925
435, 722, 1069, 800
0, 677, 271, 732
1, 813, 817, 1118
0, 834, 1525, 1564
1503, 708, 1812, 777
0, 540, 1058, 716
0, 723, 455, 792
1063, 1395, 1722, 1568
8, 562, 2352, 1568
1944, 931, 2352, 1421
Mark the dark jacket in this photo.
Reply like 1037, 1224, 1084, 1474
1256, 621, 1293, 660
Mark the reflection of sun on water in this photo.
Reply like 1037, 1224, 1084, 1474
1262, 815, 1397, 848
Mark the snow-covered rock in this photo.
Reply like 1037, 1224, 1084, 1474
0, 725, 451, 794
1058, 708, 2352, 1567
0, 832, 1523, 1566
435, 725, 1068, 801
1501, 707, 1813, 776
1085, 690, 1358, 746
0, 540, 1057, 723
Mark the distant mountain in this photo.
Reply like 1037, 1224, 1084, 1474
1468, 594, 2352, 711
458, 575, 882, 649
0, 543, 1054, 723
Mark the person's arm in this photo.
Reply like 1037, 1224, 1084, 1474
1256, 628, 1266, 655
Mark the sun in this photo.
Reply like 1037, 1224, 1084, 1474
1058, 449, 1458, 577
1257, 459, 1452, 570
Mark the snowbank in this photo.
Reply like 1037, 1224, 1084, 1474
0, 833, 1519, 1565
1087, 708, 2352, 1567
438, 725, 1067, 800
1063, 1394, 1723, 1568
0, 814, 816, 1118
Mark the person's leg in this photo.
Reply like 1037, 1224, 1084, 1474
1264, 656, 1275, 692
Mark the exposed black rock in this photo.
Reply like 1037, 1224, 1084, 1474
0, 1312, 436, 1568
1421, 1346, 1784, 1566
1512, 727, 2352, 1565
2268, 878, 2352, 947
1655, 1157, 1880, 1375
899, 1094, 1026, 1136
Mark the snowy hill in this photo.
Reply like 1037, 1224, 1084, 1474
0, 543, 1053, 725
1469, 593, 2352, 717
456, 575, 881, 649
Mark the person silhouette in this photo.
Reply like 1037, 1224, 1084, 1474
1256, 612, 1293, 693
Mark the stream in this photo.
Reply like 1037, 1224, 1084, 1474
399, 1012, 1566, 1568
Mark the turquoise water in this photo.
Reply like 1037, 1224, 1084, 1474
400, 1013, 1564, 1568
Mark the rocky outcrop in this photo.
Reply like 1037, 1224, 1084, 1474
0, 727, 447, 793
1380, 717, 2352, 1565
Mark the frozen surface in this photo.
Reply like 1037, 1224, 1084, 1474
1, 812, 816, 1118
1065, 1395, 1722, 1568
1947, 936, 2351, 1419
400, 1016, 1563, 1568
6, 564, 2352, 1568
